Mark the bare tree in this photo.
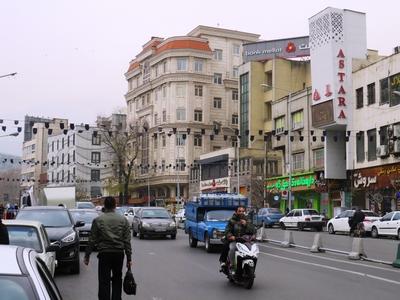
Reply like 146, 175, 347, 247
100, 121, 141, 205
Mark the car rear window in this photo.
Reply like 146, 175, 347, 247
7, 226, 43, 253
303, 210, 320, 216
0, 276, 36, 300
17, 210, 72, 227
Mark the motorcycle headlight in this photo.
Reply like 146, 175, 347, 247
142, 222, 151, 228
61, 231, 76, 243
169, 221, 176, 227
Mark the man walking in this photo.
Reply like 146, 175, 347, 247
84, 197, 132, 300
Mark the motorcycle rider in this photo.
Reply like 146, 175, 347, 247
219, 206, 256, 270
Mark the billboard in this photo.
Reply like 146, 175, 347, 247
243, 36, 310, 62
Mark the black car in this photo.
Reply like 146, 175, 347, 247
132, 207, 177, 239
16, 206, 84, 274
69, 209, 99, 247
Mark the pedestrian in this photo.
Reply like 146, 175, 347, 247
285, 207, 290, 215
349, 208, 365, 236
0, 218, 10, 245
84, 196, 132, 300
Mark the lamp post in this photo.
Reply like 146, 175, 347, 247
261, 84, 293, 210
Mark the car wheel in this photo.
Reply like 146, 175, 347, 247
171, 233, 176, 240
204, 233, 213, 253
280, 222, 286, 230
297, 223, 304, 231
70, 258, 80, 274
189, 231, 198, 248
371, 226, 379, 238
397, 229, 400, 240
328, 224, 335, 234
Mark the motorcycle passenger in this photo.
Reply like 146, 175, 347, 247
219, 206, 256, 269
349, 208, 365, 236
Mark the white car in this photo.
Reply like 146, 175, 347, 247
371, 211, 400, 239
3, 220, 59, 277
174, 209, 186, 224
327, 210, 380, 235
0, 245, 62, 299
279, 209, 325, 231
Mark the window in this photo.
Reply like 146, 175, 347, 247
213, 97, 222, 109
162, 134, 166, 147
154, 135, 158, 149
176, 133, 186, 146
390, 73, 400, 106
91, 169, 100, 181
61, 153, 64, 164
232, 67, 239, 78
91, 152, 101, 164
176, 84, 185, 97
232, 89, 238, 100
163, 61, 167, 73
313, 148, 324, 169
176, 108, 186, 121
141, 96, 145, 106
154, 113, 158, 125
162, 110, 167, 122
161, 159, 166, 172
292, 152, 304, 170
194, 60, 203, 72
367, 129, 377, 161
52, 141, 54, 152
194, 110, 203, 122
92, 133, 101, 145
213, 73, 222, 84
73, 150, 75, 162
177, 58, 187, 71
380, 78, 389, 105
367, 82, 375, 105
67, 135, 70, 147
265, 71, 273, 87
162, 85, 167, 97
356, 87, 363, 109
141, 132, 149, 174
379, 125, 389, 145
72, 133, 75, 145
233, 44, 240, 55
213, 49, 222, 60
67, 153, 70, 164
57, 140, 59, 150
232, 114, 238, 125
240, 73, 249, 148
291, 110, 304, 130
194, 134, 202, 147
176, 159, 185, 171
275, 116, 285, 134
62, 138, 64, 149
195, 85, 203, 97
356, 131, 365, 162
146, 93, 150, 104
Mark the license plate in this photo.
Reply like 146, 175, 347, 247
312, 217, 320, 220
155, 228, 165, 232
80, 237, 89, 241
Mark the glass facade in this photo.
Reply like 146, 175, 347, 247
240, 73, 249, 148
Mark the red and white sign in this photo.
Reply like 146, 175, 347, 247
200, 177, 230, 191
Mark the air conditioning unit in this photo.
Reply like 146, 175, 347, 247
377, 145, 389, 157
393, 140, 400, 154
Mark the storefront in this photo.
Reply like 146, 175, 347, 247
266, 172, 320, 213
200, 177, 230, 194
352, 163, 400, 215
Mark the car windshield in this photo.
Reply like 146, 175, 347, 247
17, 210, 72, 227
141, 209, 170, 219
0, 276, 36, 300
206, 210, 234, 221
77, 202, 95, 209
115, 207, 126, 215
71, 211, 98, 223
266, 208, 281, 214
303, 210, 320, 216
7, 226, 43, 253
364, 211, 379, 217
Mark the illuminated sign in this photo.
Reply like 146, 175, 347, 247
266, 174, 316, 191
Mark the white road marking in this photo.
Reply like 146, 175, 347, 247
259, 243, 400, 273
260, 251, 400, 286
148, 252, 156, 255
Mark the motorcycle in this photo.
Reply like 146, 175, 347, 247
221, 235, 259, 289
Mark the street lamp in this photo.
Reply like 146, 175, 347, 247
0, 132, 19, 138
261, 84, 293, 210
0, 72, 17, 79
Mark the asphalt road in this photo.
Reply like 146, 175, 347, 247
55, 229, 400, 300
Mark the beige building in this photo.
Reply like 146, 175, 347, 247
125, 26, 259, 203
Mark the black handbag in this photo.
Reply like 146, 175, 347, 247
123, 266, 137, 295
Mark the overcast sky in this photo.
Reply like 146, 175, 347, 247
0, 0, 399, 157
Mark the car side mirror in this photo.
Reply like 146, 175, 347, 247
47, 241, 61, 252
75, 221, 85, 227
124, 212, 128, 216
335, 216, 340, 219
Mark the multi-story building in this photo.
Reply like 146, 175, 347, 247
125, 26, 259, 203
350, 49, 400, 213
21, 116, 66, 203
47, 124, 113, 199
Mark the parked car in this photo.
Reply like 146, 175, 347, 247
132, 207, 177, 239
3, 220, 59, 277
174, 208, 186, 224
371, 211, 400, 239
16, 206, 84, 274
69, 209, 99, 247
76, 201, 95, 210
114, 206, 134, 228
327, 210, 380, 235
0, 245, 63, 299
254, 208, 284, 228
279, 209, 325, 231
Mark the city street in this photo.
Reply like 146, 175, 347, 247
55, 228, 400, 300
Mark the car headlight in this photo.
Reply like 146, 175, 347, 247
61, 231, 76, 243
142, 222, 151, 228
169, 221, 176, 227
266, 216, 271, 220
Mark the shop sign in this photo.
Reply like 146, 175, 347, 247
353, 163, 400, 189
200, 177, 229, 191
266, 174, 315, 191
353, 172, 377, 188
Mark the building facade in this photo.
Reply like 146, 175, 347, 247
124, 26, 259, 204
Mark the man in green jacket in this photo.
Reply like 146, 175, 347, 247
84, 197, 132, 300
219, 205, 255, 268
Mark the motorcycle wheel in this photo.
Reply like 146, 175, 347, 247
244, 278, 254, 289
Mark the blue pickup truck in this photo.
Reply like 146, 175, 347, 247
185, 193, 248, 252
